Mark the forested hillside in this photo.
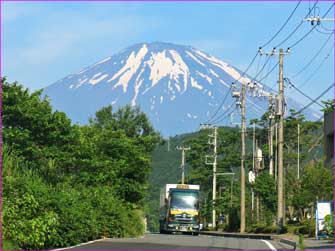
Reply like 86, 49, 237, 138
147, 108, 332, 234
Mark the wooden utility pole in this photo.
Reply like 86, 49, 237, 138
240, 84, 246, 233
251, 122, 256, 222
255, 139, 260, 223
203, 125, 218, 228
269, 94, 274, 176
277, 48, 285, 230
176, 146, 191, 184
274, 123, 278, 184
212, 127, 218, 229
297, 123, 300, 180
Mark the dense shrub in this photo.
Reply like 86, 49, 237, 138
249, 224, 278, 234
287, 219, 315, 237
325, 214, 334, 237
2, 80, 158, 249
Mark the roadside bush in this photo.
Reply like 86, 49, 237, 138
2, 155, 59, 250
216, 223, 228, 231
249, 224, 277, 233
124, 209, 145, 237
287, 219, 315, 237
300, 219, 315, 237
324, 214, 334, 238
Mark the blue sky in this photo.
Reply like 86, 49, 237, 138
2, 1, 334, 111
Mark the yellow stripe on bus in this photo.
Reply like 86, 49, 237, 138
170, 210, 198, 216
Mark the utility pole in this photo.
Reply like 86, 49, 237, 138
212, 127, 218, 229
203, 124, 218, 229
269, 95, 274, 176
275, 123, 278, 185
167, 138, 170, 152
255, 139, 260, 223
252, 122, 256, 222
176, 146, 191, 184
231, 83, 246, 232
297, 123, 300, 180
240, 84, 246, 233
277, 48, 285, 231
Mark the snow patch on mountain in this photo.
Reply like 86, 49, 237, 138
89, 73, 108, 85
191, 77, 203, 90
110, 44, 148, 92
186, 50, 205, 66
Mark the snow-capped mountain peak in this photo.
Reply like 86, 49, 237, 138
44, 42, 320, 136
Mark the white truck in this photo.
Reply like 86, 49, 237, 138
159, 184, 200, 235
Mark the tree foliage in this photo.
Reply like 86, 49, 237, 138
2, 79, 160, 249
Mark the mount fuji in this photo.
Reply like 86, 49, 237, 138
43, 42, 320, 136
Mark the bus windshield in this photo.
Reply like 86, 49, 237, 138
170, 191, 199, 210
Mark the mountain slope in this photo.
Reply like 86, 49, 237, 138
43, 42, 320, 136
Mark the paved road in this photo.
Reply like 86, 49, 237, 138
61, 233, 285, 250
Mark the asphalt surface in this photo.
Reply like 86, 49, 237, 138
61, 233, 285, 250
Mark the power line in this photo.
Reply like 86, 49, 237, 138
259, 62, 279, 84
205, 88, 231, 124
288, 25, 317, 49
232, 52, 259, 85
213, 107, 237, 126
231, 0, 307, 86
288, 1, 334, 50
249, 55, 272, 83
284, 78, 324, 108
274, 0, 319, 48
320, 22, 334, 32
299, 43, 333, 88
296, 82, 334, 114
210, 102, 236, 125
315, 26, 334, 35
260, 0, 303, 48
291, 33, 333, 79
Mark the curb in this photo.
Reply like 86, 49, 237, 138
201, 231, 297, 250
200, 231, 272, 240
277, 238, 297, 250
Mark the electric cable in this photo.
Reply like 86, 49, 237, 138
205, 88, 231, 124
284, 78, 325, 108
291, 33, 333, 79
315, 26, 334, 35
274, 0, 319, 48
249, 55, 272, 84
260, 0, 303, 48
210, 102, 236, 125
212, 107, 237, 125
320, 22, 334, 32
296, 82, 334, 114
299, 43, 333, 88
232, 52, 259, 85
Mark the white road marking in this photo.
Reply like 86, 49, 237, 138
261, 239, 277, 250
50, 238, 110, 251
